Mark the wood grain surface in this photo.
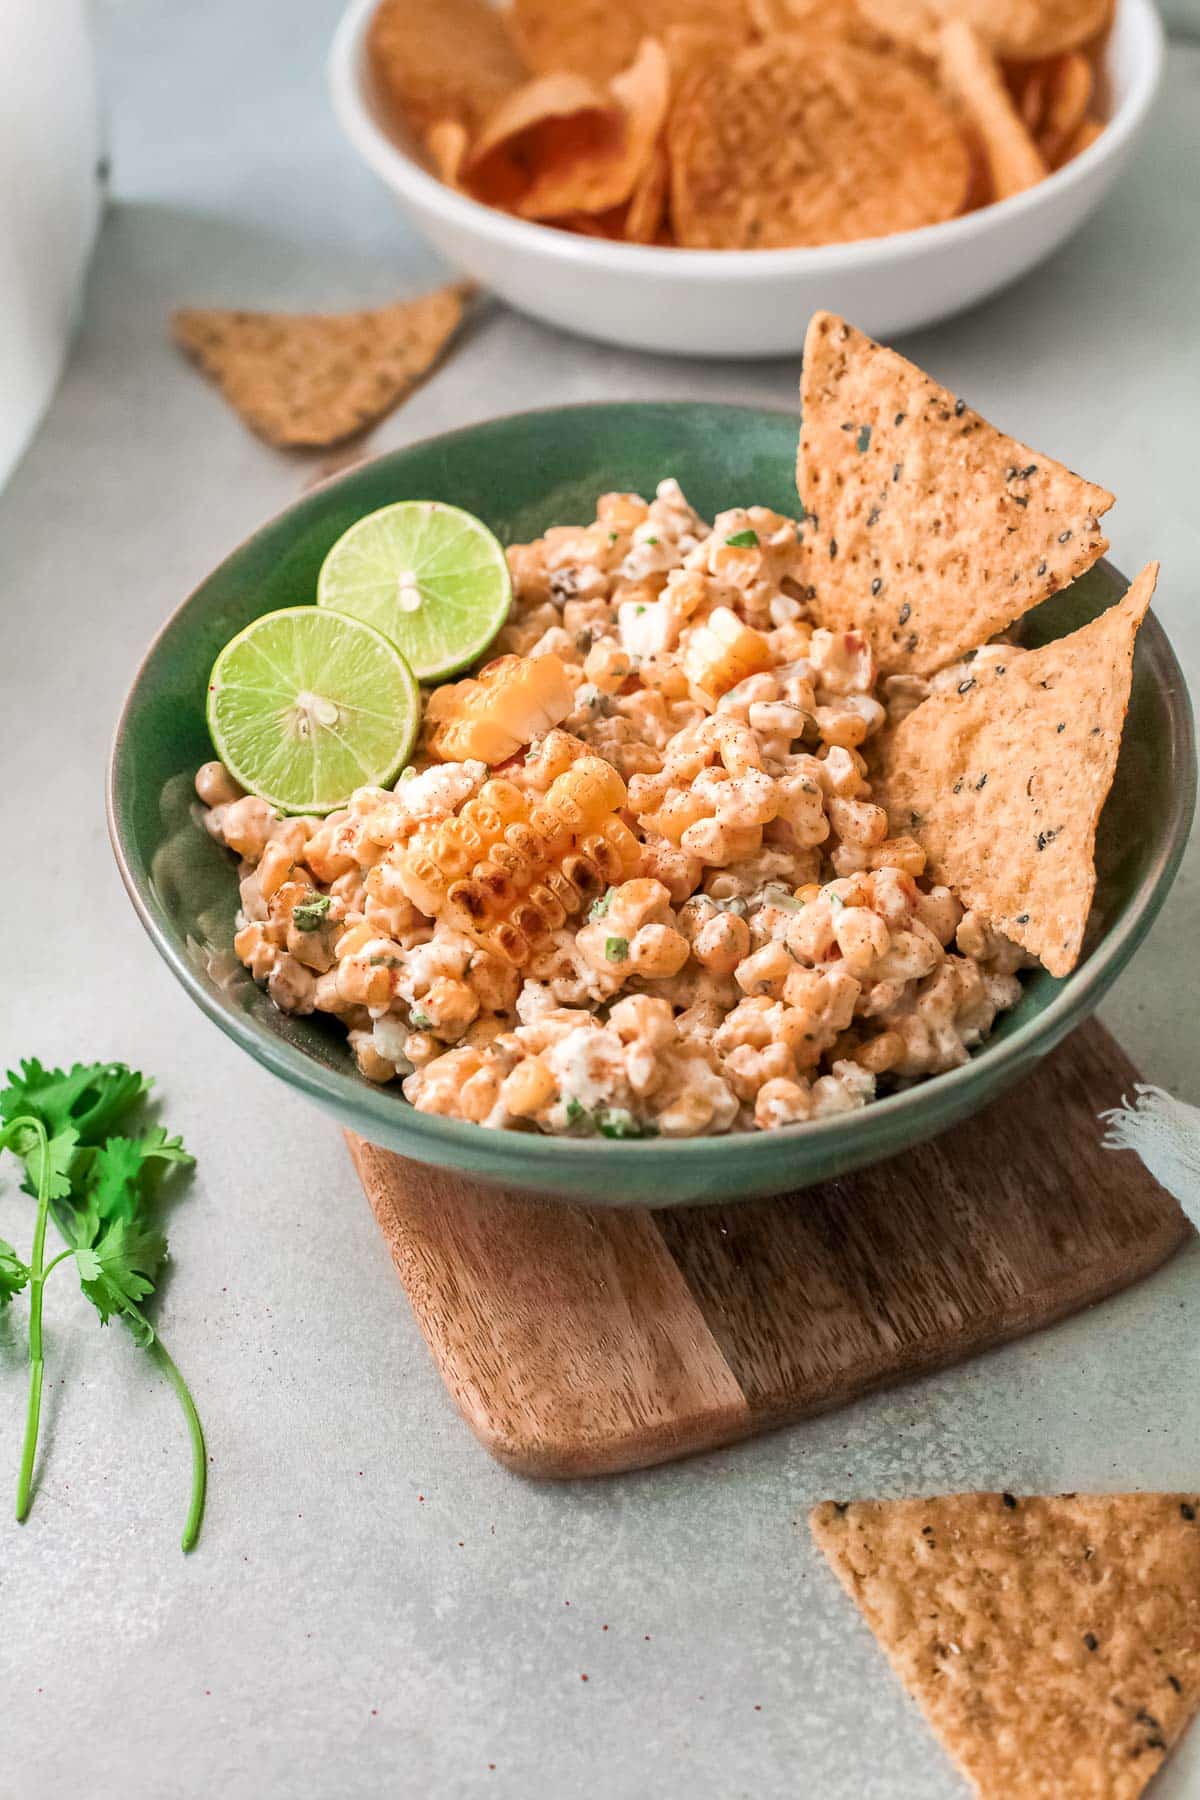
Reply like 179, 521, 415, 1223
348, 1021, 1191, 1479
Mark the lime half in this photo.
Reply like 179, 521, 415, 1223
316, 500, 511, 682
206, 606, 420, 815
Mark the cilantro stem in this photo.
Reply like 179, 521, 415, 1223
148, 1337, 206, 1552
0, 1115, 52, 1525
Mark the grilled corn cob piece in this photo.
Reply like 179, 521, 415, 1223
424, 652, 574, 764
393, 756, 640, 965
682, 607, 772, 705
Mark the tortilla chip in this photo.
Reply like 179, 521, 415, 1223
466, 41, 669, 221
425, 118, 470, 186
747, 0, 893, 48
1008, 56, 1054, 131
507, 0, 749, 83
876, 563, 1157, 977
812, 1491, 1200, 1800
856, 0, 1113, 60
669, 43, 969, 249
796, 312, 1114, 676
939, 21, 1048, 200
367, 0, 526, 141
172, 285, 471, 450
1038, 50, 1095, 163
1061, 114, 1105, 163
624, 139, 669, 242
465, 71, 610, 209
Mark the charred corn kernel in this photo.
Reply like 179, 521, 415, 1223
350, 1032, 398, 1084
424, 653, 574, 764
853, 1030, 905, 1074
500, 1057, 556, 1118
335, 920, 376, 959
682, 608, 772, 705
868, 835, 927, 877
195, 760, 244, 807
335, 953, 394, 1009
420, 976, 479, 1037
629, 924, 689, 979
459, 1066, 502, 1123
257, 840, 300, 902
583, 640, 632, 694
597, 491, 650, 533
234, 921, 276, 982
394, 756, 640, 966
640, 787, 710, 844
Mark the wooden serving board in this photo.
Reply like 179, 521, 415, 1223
348, 1021, 1190, 1479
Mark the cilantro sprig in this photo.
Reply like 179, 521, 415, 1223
0, 1060, 205, 1551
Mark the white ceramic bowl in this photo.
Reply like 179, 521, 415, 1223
330, 0, 1162, 359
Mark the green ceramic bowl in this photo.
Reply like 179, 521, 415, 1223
108, 404, 1195, 1207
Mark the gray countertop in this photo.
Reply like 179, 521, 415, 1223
2, 5, 1198, 1796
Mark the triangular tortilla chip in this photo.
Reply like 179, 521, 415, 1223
172, 285, 471, 450
875, 563, 1156, 977
811, 1491, 1200, 1800
796, 312, 1114, 675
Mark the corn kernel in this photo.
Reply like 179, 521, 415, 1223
394, 756, 640, 966
682, 608, 773, 705
424, 653, 573, 764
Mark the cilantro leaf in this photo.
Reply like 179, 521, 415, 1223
292, 895, 332, 932
0, 1239, 30, 1306
90, 1129, 192, 1220
725, 528, 759, 548
18, 1127, 80, 1202
0, 1072, 206, 1552
75, 1218, 168, 1346
1, 1060, 150, 1147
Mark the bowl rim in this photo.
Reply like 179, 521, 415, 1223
107, 398, 1196, 1180
327, 0, 1164, 281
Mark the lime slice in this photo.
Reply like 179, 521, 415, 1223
316, 500, 511, 682
206, 606, 420, 815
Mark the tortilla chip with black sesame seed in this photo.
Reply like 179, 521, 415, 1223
875, 563, 1157, 977
172, 284, 473, 450
796, 311, 1114, 676
811, 1489, 1200, 1800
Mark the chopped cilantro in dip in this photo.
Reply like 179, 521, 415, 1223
604, 936, 629, 962
292, 894, 332, 932
725, 528, 759, 548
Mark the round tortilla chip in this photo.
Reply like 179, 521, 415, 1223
747, 0, 893, 50
466, 42, 670, 222
1036, 49, 1094, 163
508, 0, 749, 83
669, 43, 969, 250
938, 20, 1047, 202
367, 0, 527, 140
424, 118, 470, 186
855, 0, 1113, 62
464, 72, 611, 210
624, 140, 670, 243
